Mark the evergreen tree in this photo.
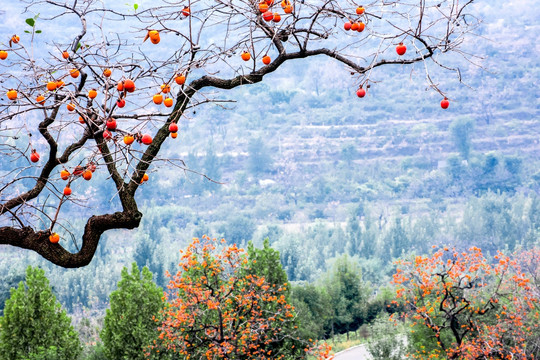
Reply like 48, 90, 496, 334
0, 266, 81, 360
101, 263, 165, 360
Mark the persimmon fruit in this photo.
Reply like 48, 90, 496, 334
49, 233, 60, 244
88, 89, 97, 99
262, 55, 271, 65
396, 42, 407, 56
66, 103, 75, 112
30, 150, 40, 163
344, 22, 352, 31
153, 94, 163, 105
161, 84, 171, 93
356, 6, 365, 15
241, 51, 251, 61
62, 51, 69, 59
106, 118, 117, 130
47, 81, 57, 91
141, 134, 153, 145
117, 99, 126, 108
356, 87, 366, 98
0, 51, 7, 60
63, 187, 72, 196
164, 97, 173, 107
36, 95, 45, 105
70, 69, 80, 78
169, 123, 178, 133
441, 98, 450, 109
7, 89, 17, 101
175, 74, 186, 85
82, 170, 92, 181
124, 135, 134, 145
103, 68, 112, 77
60, 169, 70, 180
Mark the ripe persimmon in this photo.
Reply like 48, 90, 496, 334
56, 80, 65, 88
106, 118, 117, 130
11, 35, 20, 44
103, 129, 113, 140
259, 2, 269, 12
153, 94, 163, 105
262, 11, 273, 21
351, 22, 359, 31
356, 87, 366, 98
124, 79, 135, 92
169, 123, 178, 133
262, 55, 271, 65
357, 22, 365, 32
49, 233, 60, 244
70, 69, 80, 78
164, 97, 173, 107
36, 95, 45, 104
171, 132, 178, 139
283, 4, 293, 13
30, 150, 40, 163
63, 186, 72, 196
356, 6, 365, 15
7, 89, 17, 101
161, 84, 171, 93
142, 173, 149, 182
103, 68, 112, 77
124, 135, 134, 145
241, 51, 251, 61
79, 116, 85, 124
82, 170, 92, 181
182, 7, 190, 16
88, 89, 97, 99
141, 134, 152, 145
47, 81, 57, 91
148, 30, 160, 44
396, 42, 407, 56
273, 13, 281, 22
344, 22, 352, 31
117, 99, 126, 108
441, 98, 450, 109
60, 169, 70, 180
66, 103, 75, 111
175, 74, 186, 85
0, 50, 7, 60
62, 51, 69, 59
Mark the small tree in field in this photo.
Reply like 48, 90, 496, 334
391, 247, 540, 359
101, 263, 165, 360
151, 236, 331, 359
0, 0, 482, 268
0, 266, 81, 360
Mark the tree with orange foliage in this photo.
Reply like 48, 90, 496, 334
391, 247, 540, 359
149, 236, 331, 360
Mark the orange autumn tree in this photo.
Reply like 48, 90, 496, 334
392, 247, 540, 359
0, 0, 482, 268
150, 236, 331, 360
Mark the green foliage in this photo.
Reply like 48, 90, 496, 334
449, 117, 475, 160
324, 255, 370, 336
0, 266, 81, 360
218, 215, 256, 246
247, 137, 273, 175
366, 316, 409, 360
101, 263, 164, 360
291, 284, 332, 340
0, 271, 25, 316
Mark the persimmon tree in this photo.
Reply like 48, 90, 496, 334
150, 236, 331, 359
0, 0, 482, 267
391, 247, 540, 359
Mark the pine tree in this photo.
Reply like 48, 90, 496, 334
0, 266, 81, 360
